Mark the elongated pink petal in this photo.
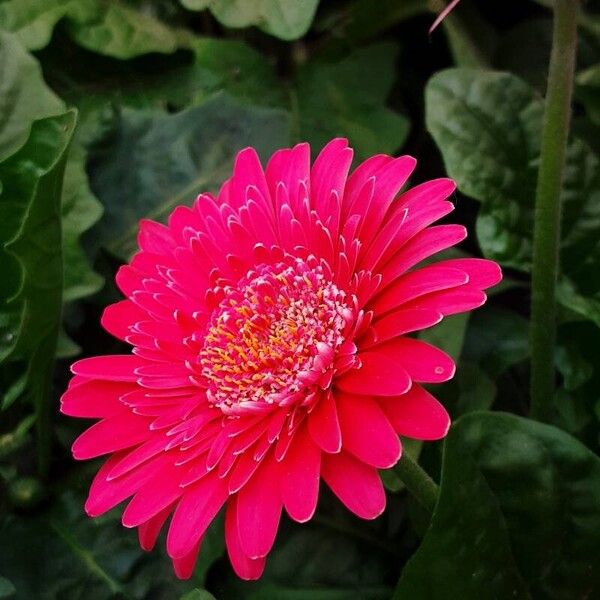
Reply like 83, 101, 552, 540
336, 393, 401, 469
374, 337, 455, 383
281, 425, 321, 522
138, 506, 172, 551
363, 309, 443, 347
225, 496, 266, 580
370, 265, 468, 315
122, 464, 183, 527
72, 413, 152, 460
433, 258, 502, 289
321, 451, 386, 519
336, 352, 412, 396
378, 385, 450, 440
71, 355, 148, 381
307, 392, 342, 453
101, 300, 147, 341
173, 541, 202, 579
167, 472, 229, 559
404, 285, 487, 316
236, 457, 283, 559
60, 380, 133, 418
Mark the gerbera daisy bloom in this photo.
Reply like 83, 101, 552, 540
61, 139, 501, 580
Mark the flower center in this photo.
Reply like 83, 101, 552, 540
200, 260, 351, 414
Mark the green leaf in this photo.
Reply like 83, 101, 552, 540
425, 69, 600, 323
0, 30, 64, 161
215, 523, 392, 599
0, 576, 15, 599
395, 412, 600, 599
577, 64, 600, 125
61, 143, 104, 305
0, 111, 76, 417
181, 0, 320, 41
0, 0, 185, 58
294, 44, 410, 161
317, 0, 427, 43
65, 0, 185, 59
88, 92, 290, 260
180, 591, 217, 600
0, 489, 212, 599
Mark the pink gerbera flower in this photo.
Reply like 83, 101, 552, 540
61, 139, 501, 580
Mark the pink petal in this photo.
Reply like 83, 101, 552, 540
307, 392, 342, 453
358, 156, 417, 243
378, 384, 450, 440
167, 472, 229, 559
60, 380, 133, 418
138, 506, 171, 551
281, 425, 321, 522
404, 285, 487, 316
434, 258, 502, 290
266, 142, 310, 211
225, 496, 266, 580
101, 300, 147, 341
380, 224, 467, 285
342, 154, 393, 219
71, 355, 148, 381
72, 412, 151, 460
336, 351, 412, 396
173, 541, 201, 580
311, 138, 353, 224
85, 452, 172, 517
370, 265, 468, 315
336, 393, 401, 469
236, 456, 283, 559
373, 338, 455, 383
230, 147, 271, 212
137, 219, 176, 255
362, 308, 443, 347
122, 463, 183, 527
321, 451, 386, 519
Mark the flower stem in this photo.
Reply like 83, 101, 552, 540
530, 0, 578, 423
393, 452, 439, 515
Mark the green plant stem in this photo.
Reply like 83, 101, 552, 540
393, 452, 439, 515
530, 0, 578, 423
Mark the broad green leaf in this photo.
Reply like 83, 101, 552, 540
0, 31, 102, 367
88, 92, 290, 260
0, 30, 64, 161
181, 0, 320, 41
65, 0, 185, 59
0, 0, 185, 58
426, 69, 600, 324
0, 111, 76, 416
295, 43, 410, 160
0, 0, 89, 50
395, 412, 600, 599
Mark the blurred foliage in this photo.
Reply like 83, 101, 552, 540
0, 0, 599, 598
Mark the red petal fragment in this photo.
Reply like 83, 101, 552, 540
236, 457, 283, 559
336, 393, 401, 468
307, 392, 342, 453
281, 425, 321, 522
336, 352, 412, 396
225, 496, 266, 580
378, 384, 450, 440
321, 451, 386, 519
